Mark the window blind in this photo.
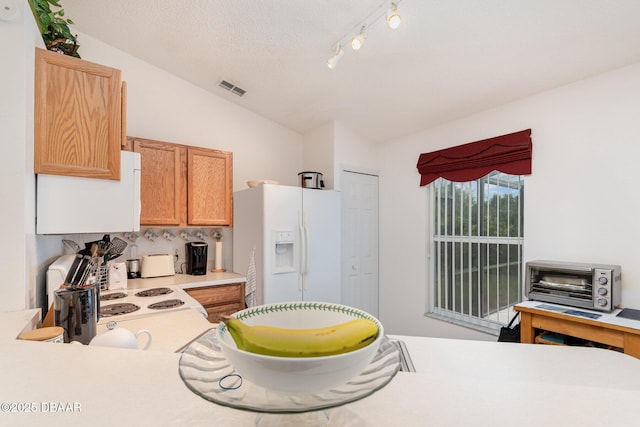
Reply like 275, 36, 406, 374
416, 129, 532, 186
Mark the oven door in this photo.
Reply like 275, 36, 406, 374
526, 263, 595, 310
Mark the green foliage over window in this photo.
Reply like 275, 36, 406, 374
435, 173, 523, 238
431, 172, 524, 329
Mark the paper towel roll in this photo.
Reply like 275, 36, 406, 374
215, 241, 223, 271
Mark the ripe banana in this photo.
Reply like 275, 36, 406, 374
220, 315, 379, 357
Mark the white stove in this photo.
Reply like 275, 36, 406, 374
98, 286, 206, 324
46, 255, 207, 325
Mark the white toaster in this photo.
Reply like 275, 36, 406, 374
140, 254, 175, 278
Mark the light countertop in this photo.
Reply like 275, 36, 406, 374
516, 300, 640, 329
95, 309, 214, 352
125, 271, 246, 290
2, 309, 640, 426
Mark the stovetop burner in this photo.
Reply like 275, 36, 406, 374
147, 299, 185, 310
135, 287, 174, 297
96, 286, 204, 324
100, 303, 141, 318
100, 292, 128, 301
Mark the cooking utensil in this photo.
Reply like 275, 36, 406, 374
83, 235, 128, 261
84, 237, 109, 256
108, 237, 128, 259
71, 256, 91, 288
77, 261, 94, 287
64, 254, 83, 285
73, 244, 100, 288
42, 303, 55, 328
298, 171, 325, 189
62, 239, 81, 253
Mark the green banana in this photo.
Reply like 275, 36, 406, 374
219, 315, 379, 357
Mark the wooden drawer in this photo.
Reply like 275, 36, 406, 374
205, 302, 244, 323
186, 283, 244, 306
186, 283, 245, 323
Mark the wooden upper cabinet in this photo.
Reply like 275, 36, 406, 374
128, 137, 233, 227
34, 48, 125, 180
187, 148, 233, 226
133, 138, 183, 226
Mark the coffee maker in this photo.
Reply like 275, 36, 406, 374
185, 242, 208, 275
126, 244, 140, 279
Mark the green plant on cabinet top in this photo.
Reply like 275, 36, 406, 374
28, 0, 80, 58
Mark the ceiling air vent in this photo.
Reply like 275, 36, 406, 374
219, 80, 246, 97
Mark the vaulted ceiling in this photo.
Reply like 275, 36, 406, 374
62, 0, 640, 142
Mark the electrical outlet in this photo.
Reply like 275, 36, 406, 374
174, 249, 180, 262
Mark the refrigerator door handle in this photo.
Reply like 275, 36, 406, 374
298, 211, 305, 291
302, 215, 311, 273
297, 212, 311, 292
302, 214, 310, 291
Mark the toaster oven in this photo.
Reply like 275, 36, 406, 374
525, 260, 621, 312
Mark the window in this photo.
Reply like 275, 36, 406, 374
428, 171, 523, 333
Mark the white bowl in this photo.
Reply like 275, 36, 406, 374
216, 302, 383, 393
247, 180, 279, 188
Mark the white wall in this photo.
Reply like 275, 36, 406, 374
302, 123, 335, 189
74, 32, 303, 193
378, 62, 640, 339
302, 120, 380, 191
334, 121, 379, 190
0, 3, 41, 312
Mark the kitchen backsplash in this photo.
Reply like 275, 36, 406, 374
57, 228, 234, 274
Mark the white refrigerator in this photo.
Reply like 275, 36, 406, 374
233, 184, 341, 305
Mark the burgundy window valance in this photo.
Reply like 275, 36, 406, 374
416, 129, 532, 186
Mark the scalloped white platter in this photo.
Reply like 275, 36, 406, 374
178, 329, 400, 413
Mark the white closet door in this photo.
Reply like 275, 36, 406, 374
341, 170, 379, 317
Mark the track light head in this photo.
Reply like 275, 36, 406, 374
327, 1, 404, 69
327, 45, 344, 70
386, 2, 402, 30
351, 26, 367, 51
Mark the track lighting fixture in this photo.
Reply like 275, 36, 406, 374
327, 45, 344, 70
386, 2, 402, 29
351, 26, 367, 51
326, 0, 404, 69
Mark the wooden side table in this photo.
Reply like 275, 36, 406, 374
514, 302, 640, 359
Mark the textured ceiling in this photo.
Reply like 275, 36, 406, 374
61, 0, 640, 142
